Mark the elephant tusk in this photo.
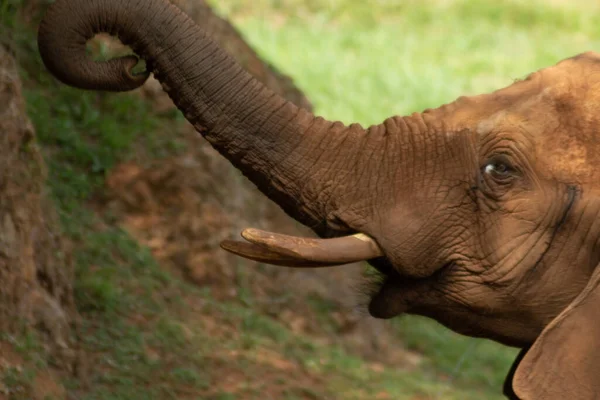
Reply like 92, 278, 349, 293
220, 228, 383, 268
220, 240, 343, 267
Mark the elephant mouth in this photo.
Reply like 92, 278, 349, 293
367, 258, 454, 319
220, 227, 455, 320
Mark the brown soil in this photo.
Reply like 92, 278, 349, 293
0, 43, 75, 367
0, 342, 66, 400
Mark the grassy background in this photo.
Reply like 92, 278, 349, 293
209, 0, 600, 126
2, 0, 600, 398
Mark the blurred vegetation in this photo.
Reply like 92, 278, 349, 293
211, 0, 600, 125
3, 0, 600, 398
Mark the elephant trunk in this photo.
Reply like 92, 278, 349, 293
37, 0, 367, 235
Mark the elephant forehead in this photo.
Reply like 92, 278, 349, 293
534, 56, 600, 183
539, 137, 591, 182
479, 99, 598, 183
467, 53, 600, 183
432, 52, 600, 182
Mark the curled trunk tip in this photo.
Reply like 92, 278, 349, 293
38, 0, 151, 91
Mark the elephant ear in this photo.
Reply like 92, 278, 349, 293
512, 266, 600, 400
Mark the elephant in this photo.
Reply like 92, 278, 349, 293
37, 0, 600, 398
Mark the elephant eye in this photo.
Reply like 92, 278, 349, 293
483, 158, 516, 182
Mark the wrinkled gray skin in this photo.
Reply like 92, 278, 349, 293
37, 1, 600, 398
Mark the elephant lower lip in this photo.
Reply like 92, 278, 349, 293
368, 278, 412, 319
367, 261, 454, 319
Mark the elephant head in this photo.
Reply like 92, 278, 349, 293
38, 1, 600, 398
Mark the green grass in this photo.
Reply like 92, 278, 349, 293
210, 0, 600, 125
5, 0, 600, 398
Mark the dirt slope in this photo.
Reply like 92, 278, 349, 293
0, 43, 75, 400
